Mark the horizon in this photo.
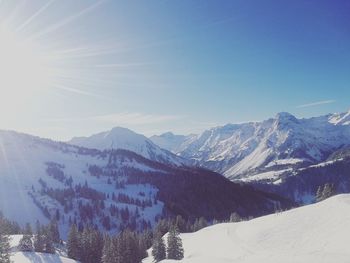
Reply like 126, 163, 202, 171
1, 106, 349, 141
0, 0, 350, 140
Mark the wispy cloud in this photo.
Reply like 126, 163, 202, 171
296, 100, 336, 108
91, 112, 185, 125
94, 62, 155, 68
29, 0, 106, 40
15, 0, 55, 33
46, 112, 185, 126
52, 84, 109, 100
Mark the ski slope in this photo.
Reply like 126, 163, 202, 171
144, 194, 350, 263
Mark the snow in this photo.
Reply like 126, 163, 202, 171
238, 169, 291, 183
143, 194, 350, 263
149, 132, 196, 153
328, 109, 350, 125
11, 252, 77, 263
266, 158, 303, 167
0, 130, 164, 236
162, 110, 350, 180
9, 235, 77, 263
298, 158, 344, 171
69, 127, 187, 166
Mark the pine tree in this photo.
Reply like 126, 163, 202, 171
67, 224, 80, 260
166, 225, 184, 260
19, 234, 34, 252
78, 226, 104, 263
316, 183, 336, 202
316, 186, 323, 202
0, 233, 11, 263
49, 220, 60, 243
42, 226, 55, 254
152, 232, 166, 262
322, 183, 335, 199
229, 212, 241, 222
34, 222, 45, 253
192, 217, 208, 232
102, 235, 115, 263
24, 223, 33, 235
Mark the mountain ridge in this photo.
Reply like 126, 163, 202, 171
150, 109, 350, 181
69, 127, 189, 167
0, 129, 293, 237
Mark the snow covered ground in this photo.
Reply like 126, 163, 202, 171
144, 194, 350, 263
9, 235, 77, 263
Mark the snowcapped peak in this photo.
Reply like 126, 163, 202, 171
106, 126, 139, 139
275, 112, 297, 121
159, 131, 175, 138
69, 127, 187, 166
110, 126, 134, 133
328, 109, 350, 126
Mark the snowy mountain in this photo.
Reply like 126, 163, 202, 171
0, 130, 164, 233
164, 110, 350, 181
149, 132, 196, 153
69, 127, 188, 166
143, 194, 350, 263
251, 147, 350, 204
0, 130, 292, 237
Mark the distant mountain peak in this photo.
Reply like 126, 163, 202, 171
69, 127, 188, 166
275, 112, 297, 122
159, 131, 175, 137
158, 109, 350, 180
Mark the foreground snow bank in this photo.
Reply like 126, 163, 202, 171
9, 235, 77, 263
144, 194, 350, 263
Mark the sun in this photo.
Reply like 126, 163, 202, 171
0, 26, 52, 102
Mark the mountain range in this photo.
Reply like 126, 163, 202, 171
150, 109, 350, 181
69, 127, 188, 167
0, 130, 292, 238
1, 108, 350, 236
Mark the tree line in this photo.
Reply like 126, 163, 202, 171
1, 209, 247, 263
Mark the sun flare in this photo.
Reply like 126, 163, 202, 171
0, 26, 51, 100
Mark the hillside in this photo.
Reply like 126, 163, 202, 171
143, 194, 350, 263
251, 149, 350, 203
0, 130, 292, 237
149, 132, 196, 153
151, 110, 350, 182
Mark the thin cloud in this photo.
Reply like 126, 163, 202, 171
15, 0, 56, 33
45, 112, 185, 126
92, 112, 185, 125
52, 84, 108, 99
28, 0, 106, 41
296, 100, 336, 108
94, 62, 155, 68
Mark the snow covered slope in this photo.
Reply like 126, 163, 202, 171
149, 132, 196, 153
171, 110, 350, 180
1, 130, 291, 237
69, 127, 188, 166
143, 194, 350, 263
9, 235, 77, 263
0, 130, 165, 233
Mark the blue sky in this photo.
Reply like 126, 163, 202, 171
0, 0, 349, 140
